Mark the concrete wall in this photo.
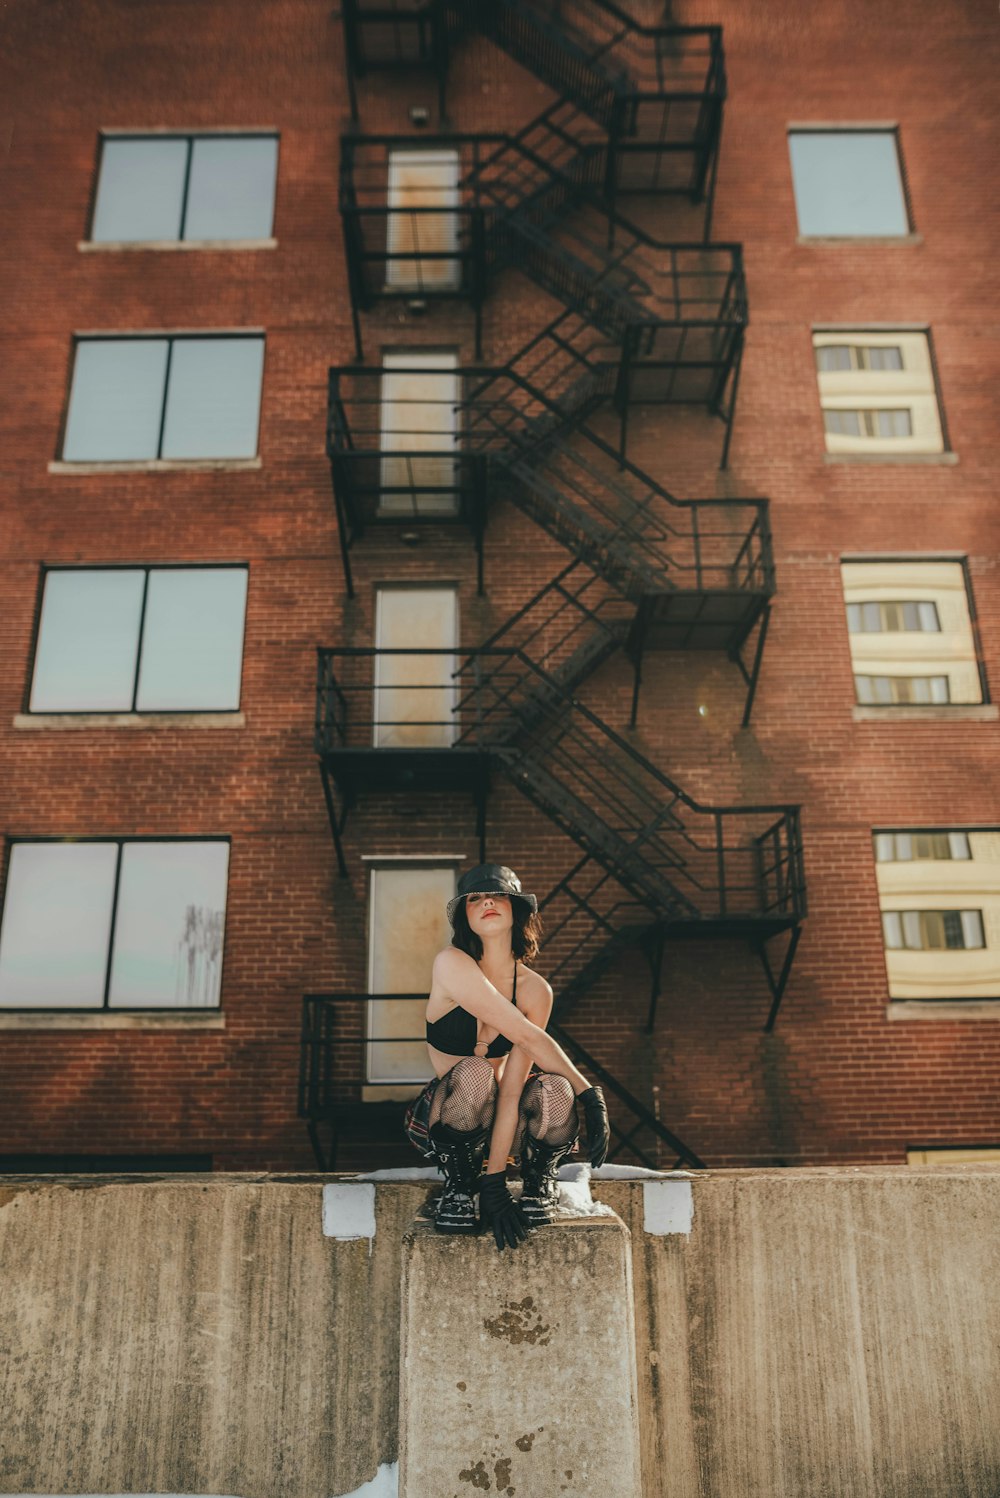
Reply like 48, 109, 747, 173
1, 1166, 999, 1497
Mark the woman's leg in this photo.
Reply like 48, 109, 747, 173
515, 1072, 579, 1224
427, 1057, 498, 1234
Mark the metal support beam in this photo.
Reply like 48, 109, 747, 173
731, 600, 771, 728
319, 763, 350, 877
754, 923, 802, 1032
719, 322, 743, 470
307, 1118, 337, 1171
642, 928, 667, 1033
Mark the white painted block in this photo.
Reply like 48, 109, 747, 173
322, 1182, 377, 1240
643, 1178, 694, 1235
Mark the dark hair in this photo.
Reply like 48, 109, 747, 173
451, 896, 542, 964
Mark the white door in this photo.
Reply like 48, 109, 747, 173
379, 351, 460, 514
366, 864, 455, 1085
373, 587, 458, 748
385, 148, 460, 290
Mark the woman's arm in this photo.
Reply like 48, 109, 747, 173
485, 1044, 534, 1174
433, 948, 590, 1094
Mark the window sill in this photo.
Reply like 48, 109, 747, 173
0, 1011, 226, 1030
853, 704, 996, 722
823, 452, 958, 465
48, 457, 262, 474
13, 711, 245, 730
78, 238, 277, 253
797, 234, 923, 246
886, 1001, 1000, 1022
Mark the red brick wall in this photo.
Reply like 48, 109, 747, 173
0, 0, 997, 1170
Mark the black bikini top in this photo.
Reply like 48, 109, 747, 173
425, 964, 517, 1058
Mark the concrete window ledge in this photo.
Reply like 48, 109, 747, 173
886, 1001, 1000, 1021
0, 1012, 226, 1030
797, 233, 923, 246
78, 238, 277, 253
48, 458, 262, 474
853, 704, 997, 722
824, 451, 958, 465
13, 711, 246, 730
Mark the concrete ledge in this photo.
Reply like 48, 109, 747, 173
78, 238, 277, 252
399, 1208, 641, 1497
48, 457, 262, 474
886, 999, 1000, 1020
797, 233, 923, 246
824, 451, 958, 464
0, 1010, 226, 1030
853, 704, 997, 722
13, 710, 245, 730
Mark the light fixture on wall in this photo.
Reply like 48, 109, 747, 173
409, 105, 430, 126
406, 298, 429, 315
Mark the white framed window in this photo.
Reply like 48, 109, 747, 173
841, 560, 983, 706
385, 149, 460, 290
61, 335, 265, 461
90, 133, 278, 243
28, 565, 248, 713
814, 330, 944, 455
373, 586, 459, 749
379, 351, 460, 512
788, 129, 910, 237
873, 827, 1000, 1000
0, 839, 230, 1010
875, 832, 971, 862
365, 861, 455, 1088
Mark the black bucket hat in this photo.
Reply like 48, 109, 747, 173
446, 863, 539, 927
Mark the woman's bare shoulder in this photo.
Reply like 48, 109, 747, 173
517, 964, 553, 1018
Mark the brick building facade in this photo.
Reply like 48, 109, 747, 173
0, 0, 997, 1172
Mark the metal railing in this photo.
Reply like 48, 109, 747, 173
315, 646, 806, 926
299, 991, 705, 1169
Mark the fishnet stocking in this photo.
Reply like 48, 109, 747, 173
428, 1056, 498, 1133
512, 1072, 577, 1158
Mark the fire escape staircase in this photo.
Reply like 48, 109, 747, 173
301, 0, 806, 1170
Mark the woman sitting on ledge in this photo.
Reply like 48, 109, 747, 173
404, 863, 610, 1252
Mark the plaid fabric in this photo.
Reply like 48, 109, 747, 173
403, 1075, 441, 1158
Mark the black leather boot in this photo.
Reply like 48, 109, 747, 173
428, 1122, 489, 1234
518, 1131, 579, 1225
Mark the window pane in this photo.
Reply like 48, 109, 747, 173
895, 833, 912, 860
881, 911, 902, 948
789, 132, 909, 236
918, 602, 940, 632
960, 910, 985, 948
160, 338, 264, 458
62, 339, 168, 461
107, 842, 229, 1008
815, 345, 852, 372
30, 569, 145, 711
184, 136, 278, 240
948, 832, 971, 860
136, 568, 248, 710
0, 844, 117, 1008
866, 346, 903, 371
91, 138, 187, 242
824, 409, 862, 436
902, 911, 922, 948
874, 409, 912, 437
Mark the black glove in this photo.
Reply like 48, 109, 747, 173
478, 1170, 532, 1252
578, 1085, 610, 1169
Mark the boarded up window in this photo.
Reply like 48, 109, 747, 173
379, 352, 459, 512
841, 561, 982, 705
814, 331, 944, 454
373, 587, 458, 748
367, 864, 454, 1083
385, 149, 460, 290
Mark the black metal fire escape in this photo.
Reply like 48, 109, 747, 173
302, 0, 807, 1170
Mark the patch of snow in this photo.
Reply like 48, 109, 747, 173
351, 1166, 439, 1181
331, 1460, 398, 1497
322, 1182, 377, 1242
588, 1163, 699, 1179
643, 1178, 694, 1235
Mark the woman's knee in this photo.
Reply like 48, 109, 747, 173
450, 1055, 497, 1093
537, 1072, 575, 1110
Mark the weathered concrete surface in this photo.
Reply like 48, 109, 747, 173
597, 1165, 1000, 1498
398, 1210, 641, 1498
1, 1167, 999, 1498
0, 1174, 426, 1497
